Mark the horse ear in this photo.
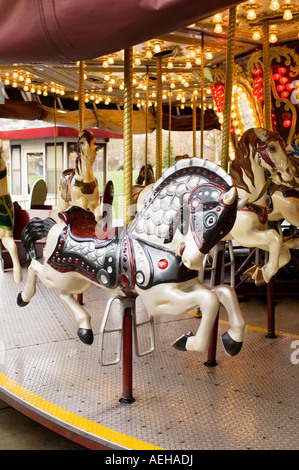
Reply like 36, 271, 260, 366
222, 186, 236, 205
253, 128, 267, 142
237, 196, 248, 210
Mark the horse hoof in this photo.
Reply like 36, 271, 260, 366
221, 332, 243, 357
17, 292, 29, 307
77, 328, 94, 345
172, 332, 194, 351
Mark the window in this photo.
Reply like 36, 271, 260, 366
45, 143, 63, 194
11, 145, 21, 194
27, 151, 44, 194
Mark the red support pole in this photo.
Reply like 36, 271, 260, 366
119, 306, 135, 404
204, 245, 224, 367
266, 277, 277, 338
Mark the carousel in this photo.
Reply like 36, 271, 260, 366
0, 0, 298, 451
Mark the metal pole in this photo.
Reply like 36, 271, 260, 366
145, 67, 149, 186
193, 93, 197, 157
220, 7, 237, 171
78, 61, 85, 132
123, 48, 133, 227
262, 21, 272, 131
200, 35, 205, 158
119, 307, 135, 404
168, 88, 172, 167
156, 54, 163, 180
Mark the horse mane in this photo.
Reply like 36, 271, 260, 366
136, 164, 154, 185
230, 128, 284, 192
129, 157, 233, 240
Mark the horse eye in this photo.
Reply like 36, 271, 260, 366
204, 213, 217, 227
268, 145, 276, 152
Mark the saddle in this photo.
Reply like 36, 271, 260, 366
58, 206, 118, 245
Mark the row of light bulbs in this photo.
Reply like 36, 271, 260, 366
212, 1, 298, 42
0, 70, 66, 95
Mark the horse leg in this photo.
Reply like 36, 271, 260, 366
233, 227, 290, 285
60, 293, 93, 345
163, 286, 220, 353
212, 284, 246, 356
17, 260, 42, 307
2, 235, 22, 283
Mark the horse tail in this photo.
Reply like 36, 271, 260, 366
21, 217, 56, 265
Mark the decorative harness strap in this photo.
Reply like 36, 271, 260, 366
0, 167, 7, 180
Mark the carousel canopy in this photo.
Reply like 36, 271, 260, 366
0, 0, 298, 137
0, 0, 241, 64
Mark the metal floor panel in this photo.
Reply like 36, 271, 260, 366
0, 268, 298, 450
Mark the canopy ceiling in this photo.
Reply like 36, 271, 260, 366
0, 0, 299, 135
0, 0, 241, 64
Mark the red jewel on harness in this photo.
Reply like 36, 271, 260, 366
119, 273, 129, 287
158, 259, 168, 269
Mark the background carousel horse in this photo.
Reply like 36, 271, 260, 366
58, 129, 101, 221
266, 135, 299, 249
18, 158, 246, 357
222, 127, 295, 287
0, 143, 22, 283
132, 164, 155, 206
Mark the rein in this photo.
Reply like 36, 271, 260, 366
0, 167, 7, 180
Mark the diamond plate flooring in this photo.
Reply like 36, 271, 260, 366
0, 267, 298, 450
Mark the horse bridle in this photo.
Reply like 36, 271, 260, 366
0, 167, 7, 180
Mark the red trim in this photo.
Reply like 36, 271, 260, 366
0, 126, 122, 140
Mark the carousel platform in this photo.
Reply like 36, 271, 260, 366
0, 266, 298, 451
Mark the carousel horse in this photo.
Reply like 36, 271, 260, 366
58, 129, 101, 221
223, 127, 295, 286
0, 143, 22, 283
132, 164, 155, 205
266, 135, 299, 249
17, 158, 247, 356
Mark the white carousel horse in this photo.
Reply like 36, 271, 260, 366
0, 142, 22, 283
222, 127, 295, 286
18, 158, 246, 356
58, 129, 101, 221
266, 136, 299, 249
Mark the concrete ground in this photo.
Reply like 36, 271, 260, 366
0, 292, 298, 450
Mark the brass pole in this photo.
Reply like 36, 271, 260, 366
54, 95, 57, 204
262, 21, 272, 131
123, 48, 133, 226
220, 7, 237, 171
168, 88, 171, 167
192, 93, 197, 157
78, 61, 85, 132
145, 67, 149, 186
156, 54, 163, 180
200, 34, 205, 158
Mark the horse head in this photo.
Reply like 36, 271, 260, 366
178, 185, 238, 271
130, 158, 239, 272
77, 129, 96, 170
230, 128, 295, 193
136, 164, 155, 185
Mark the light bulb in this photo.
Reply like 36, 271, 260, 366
269, 33, 277, 43
167, 59, 173, 69
283, 9, 293, 20
213, 14, 222, 23
252, 31, 261, 40
214, 24, 223, 33
153, 43, 161, 54
270, 0, 280, 10
247, 9, 256, 20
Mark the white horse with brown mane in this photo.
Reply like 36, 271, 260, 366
0, 142, 22, 283
58, 129, 101, 221
266, 135, 299, 249
218, 128, 295, 287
